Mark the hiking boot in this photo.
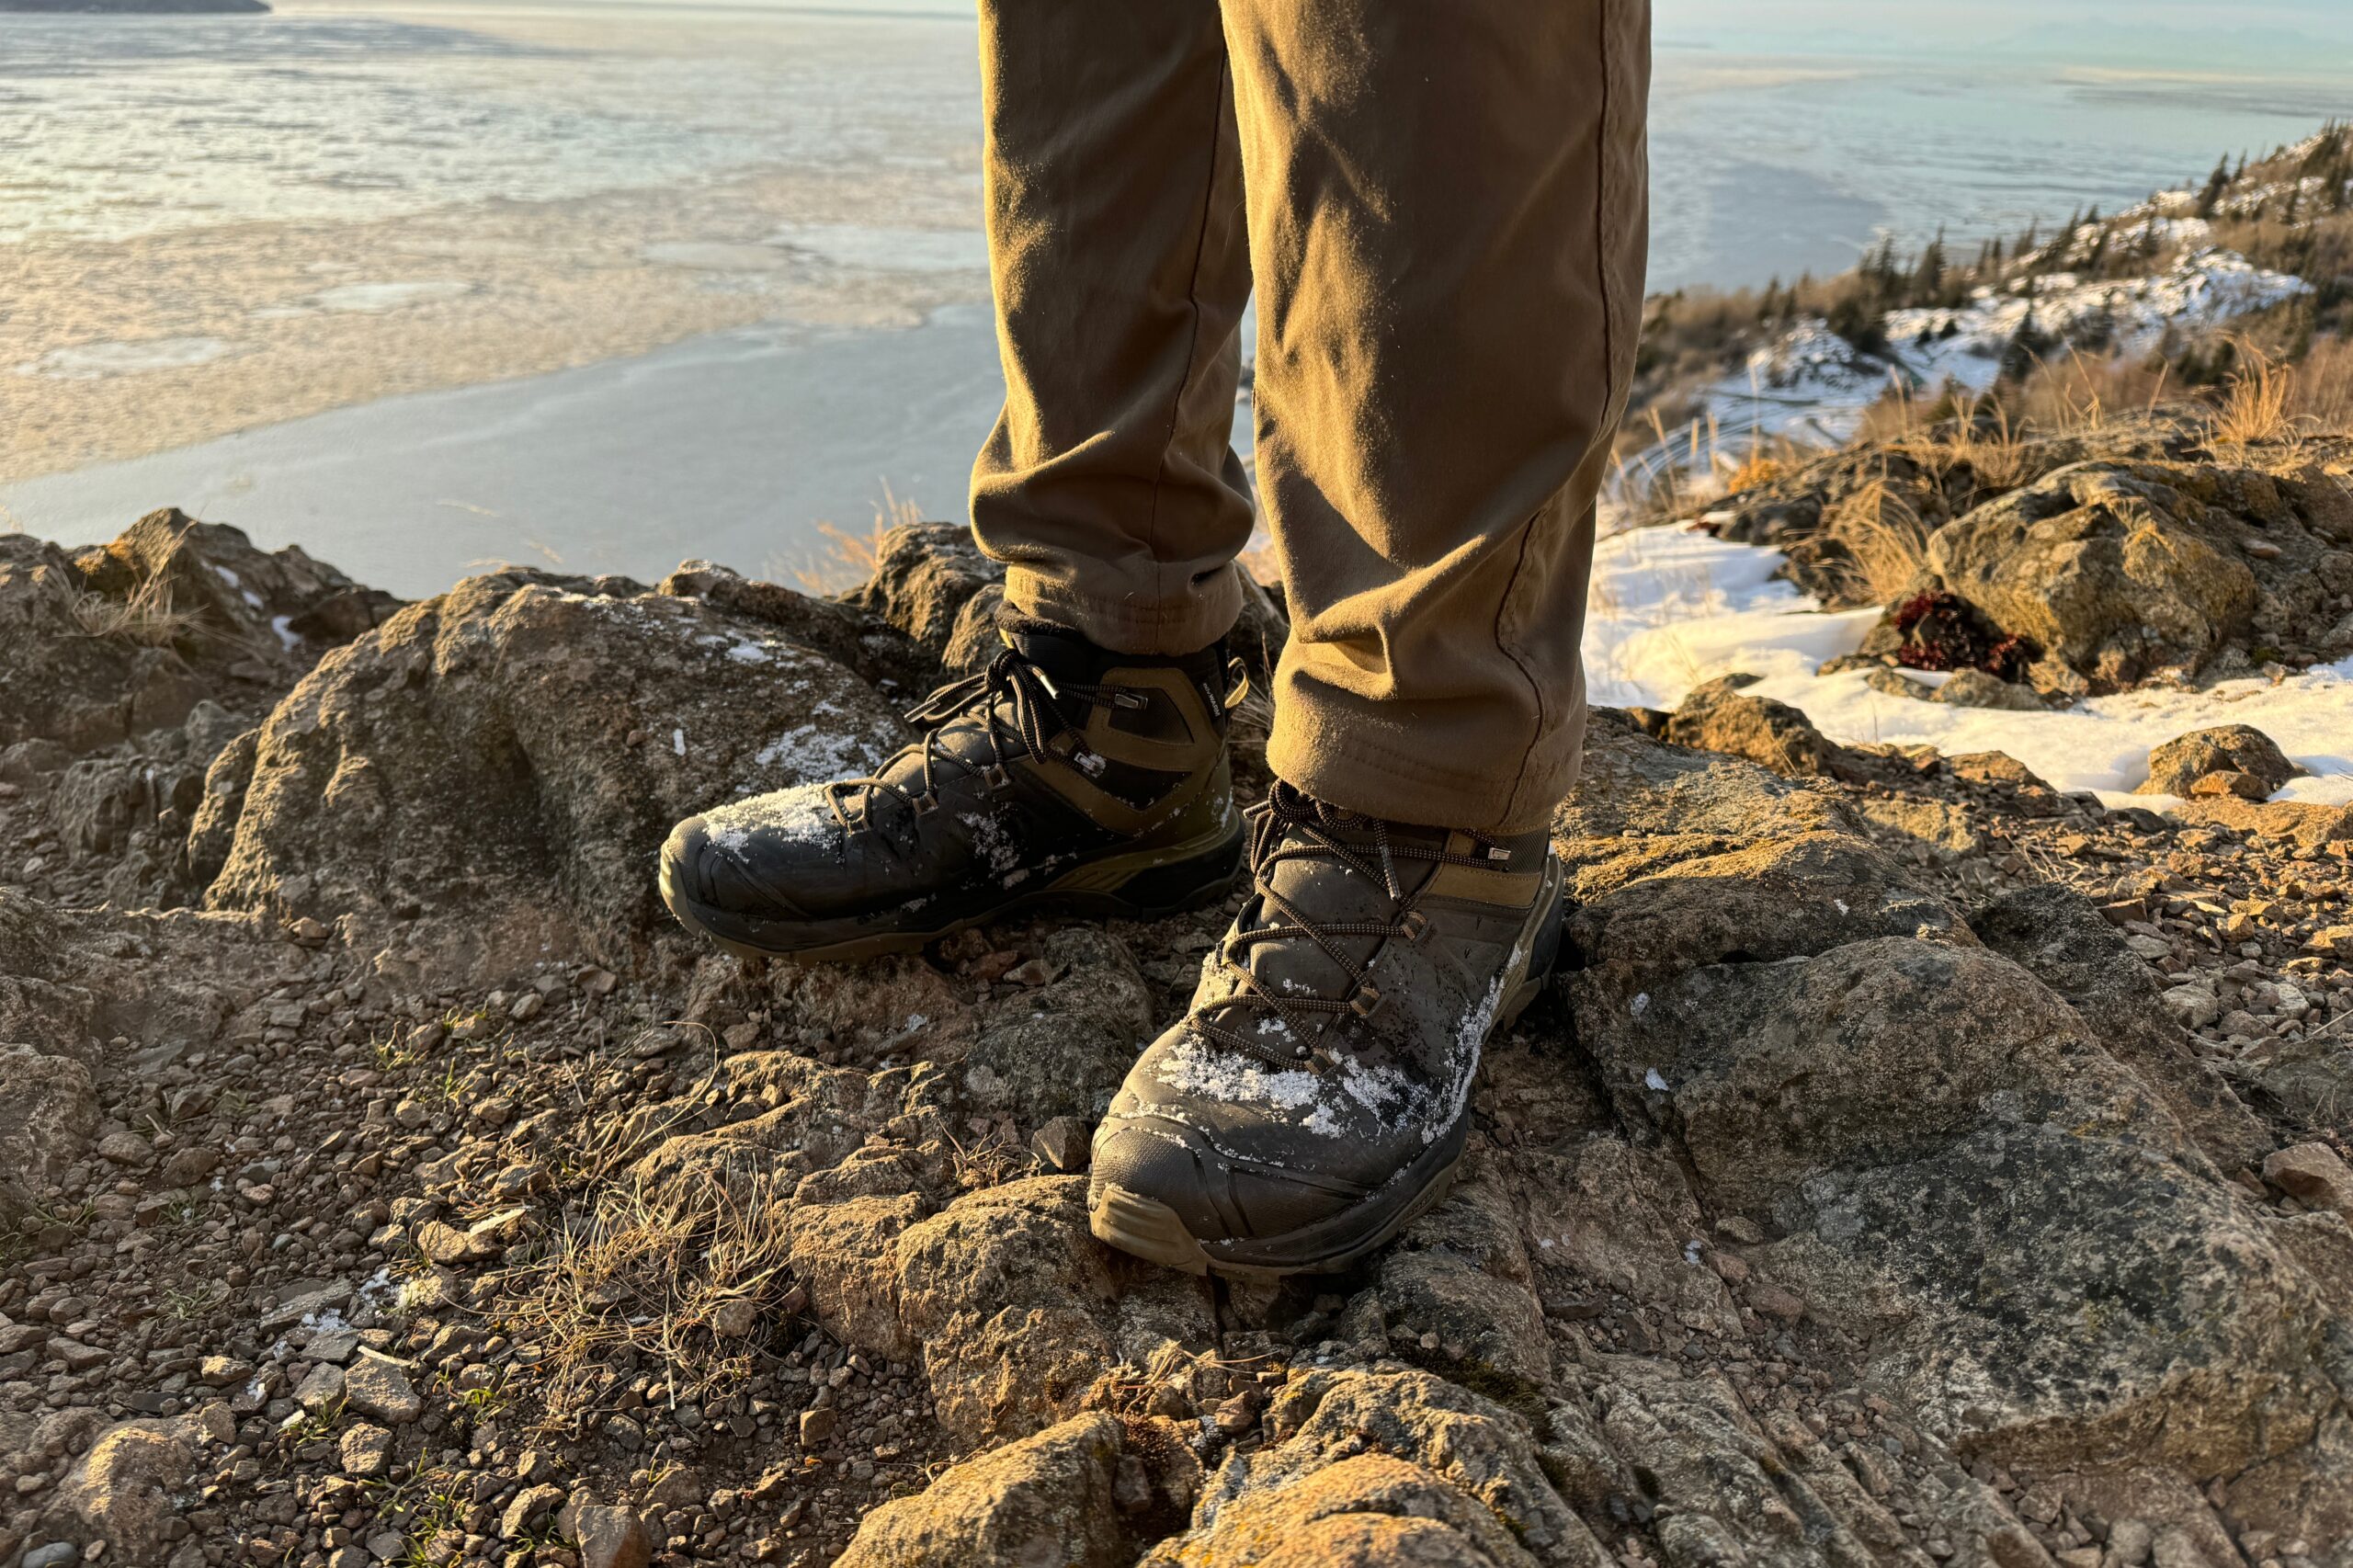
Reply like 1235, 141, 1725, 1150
1087, 780, 1563, 1278
659, 622, 1245, 962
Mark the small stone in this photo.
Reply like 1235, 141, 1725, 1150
1749, 1283, 1807, 1324
710, 1299, 759, 1338
341, 1422, 395, 1477
501, 1483, 566, 1539
799, 1407, 836, 1449
96, 1130, 155, 1168
294, 1362, 346, 1413
511, 991, 545, 1021
344, 1354, 422, 1425
365, 1530, 406, 1562
199, 1354, 254, 1388
2264, 1143, 2353, 1217
414, 1221, 472, 1265
1029, 1116, 1092, 1174
563, 1504, 654, 1568
23, 1544, 80, 1568
2305, 926, 2353, 960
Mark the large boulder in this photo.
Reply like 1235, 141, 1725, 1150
2135, 722, 2307, 799
201, 569, 915, 975
1922, 460, 2353, 689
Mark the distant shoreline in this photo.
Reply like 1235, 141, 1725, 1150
0, 0, 269, 11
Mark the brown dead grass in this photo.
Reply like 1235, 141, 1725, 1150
2214, 347, 2298, 447
492, 1168, 795, 1428
70, 561, 202, 648
1824, 476, 1933, 604
787, 485, 925, 595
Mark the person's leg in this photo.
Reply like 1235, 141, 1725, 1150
1236, 0, 1651, 833
970, 0, 1256, 658
1088, 0, 1651, 1277
656, 0, 1259, 961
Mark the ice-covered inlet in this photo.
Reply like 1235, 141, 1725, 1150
1582, 520, 2353, 808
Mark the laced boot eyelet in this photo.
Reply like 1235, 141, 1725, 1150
1349, 981, 1383, 1019
1394, 909, 1430, 944
981, 764, 1012, 791
912, 795, 940, 818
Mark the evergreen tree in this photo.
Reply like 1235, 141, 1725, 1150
2196, 153, 2232, 219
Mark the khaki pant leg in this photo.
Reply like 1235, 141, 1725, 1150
970, 0, 1256, 657
1227, 0, 1652, 832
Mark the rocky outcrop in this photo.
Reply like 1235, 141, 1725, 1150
199, 569, 915, 975
6, 518, 2350, 1566
0, 509, 396, 754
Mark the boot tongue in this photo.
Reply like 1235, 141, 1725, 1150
1238, 810, 1449, 1019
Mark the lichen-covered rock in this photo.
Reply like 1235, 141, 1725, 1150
1766, 1124, 2338, 1476
892, 1177, 1212, 1447
1923, 460, 2353, 689
2136, 723, 2307, 798
0, 1043, 97, 1223
202, 570, 914, 976
835, 1413, 1172, 1568
1151, 1369, 1608, 1568
53, 1420, 193, 1563
850, 522, 1004, 665
920, 928, 1156, 1130
1971, 883, 2271, 1174
1664, 674, 1850, 779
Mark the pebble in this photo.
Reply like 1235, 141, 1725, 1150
341, 1422, 395, 1477
344, 1354, 423, 1425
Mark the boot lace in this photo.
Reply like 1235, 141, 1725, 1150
823, 646, 1142, 834
1193, 781, 1505, 1070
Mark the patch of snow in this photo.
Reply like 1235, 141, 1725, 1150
1158, 1033, 1323, 1112
1644, 1068, 1670, 1092
269, 614, 299, 650
1584, 520, 2353, 807
672, 727, 687, 757
700, 783, 838, 855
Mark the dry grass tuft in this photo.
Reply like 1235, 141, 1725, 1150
71, 569, 201, 647
493, 1170, 795, 1427
788, 485, 925, 595
1824, 476, 1933, 604
2214, 346, 2297, 447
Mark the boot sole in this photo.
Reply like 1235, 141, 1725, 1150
660, 811, 1245, 964
1088, 856, 1567, 1280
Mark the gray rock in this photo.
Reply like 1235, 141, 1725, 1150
341, 1355, 421, 1425
2136, 723, 2306, 798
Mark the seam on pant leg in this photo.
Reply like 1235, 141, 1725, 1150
1495, 0, 1624, 830
1144, 56, 1237, 612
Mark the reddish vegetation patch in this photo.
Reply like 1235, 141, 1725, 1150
1892, 592, 2035, 682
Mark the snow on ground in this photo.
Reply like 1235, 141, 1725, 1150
1583, 520, 2353, 808
1699, 248, 2313, 453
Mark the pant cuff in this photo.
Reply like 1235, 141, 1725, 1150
1265, 700, 1583, 835
1003, 563, 1243, 657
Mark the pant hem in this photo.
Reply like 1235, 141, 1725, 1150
1265, 706, 1579, 836
1004, 563, 1243, 657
